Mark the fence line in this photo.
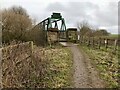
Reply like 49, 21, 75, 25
79, 36, 119, 51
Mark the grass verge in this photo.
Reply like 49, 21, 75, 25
41, 45, 73, 88
78, 44, 119, 88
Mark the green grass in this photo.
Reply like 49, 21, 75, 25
78, 44, 119, 88
109, 34, 120, 37
42, 45, 73, 88
100, 34, 120, 39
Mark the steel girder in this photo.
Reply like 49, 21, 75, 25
38, 13, 66, 31
31, 13, 67, 43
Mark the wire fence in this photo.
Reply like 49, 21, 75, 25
79, 36, 120, 52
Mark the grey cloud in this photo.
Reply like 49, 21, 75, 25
46, 2, 99, 26
46, 2, 66, 12
45, 2, 118, 33
66, 2, 99, 15
46, 2, 99, 17
94, 2, 118, 27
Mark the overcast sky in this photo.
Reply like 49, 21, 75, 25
1, 0, 119, 34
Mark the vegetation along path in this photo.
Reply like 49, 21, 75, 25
67, 43, 105, 88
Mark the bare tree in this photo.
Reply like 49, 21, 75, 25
77, 21, 93, 37
2, 6, 32, 43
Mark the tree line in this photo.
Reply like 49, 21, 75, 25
1, 6, 45, 46
77, 21, 110, 37
1, 6, 110, 45
1, 6, 32, 43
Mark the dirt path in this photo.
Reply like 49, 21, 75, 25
68, 43, 105, 88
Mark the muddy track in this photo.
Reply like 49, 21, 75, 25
68, 43, 105, 88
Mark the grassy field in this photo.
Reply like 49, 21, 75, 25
101, 34, 120, 39
78, 44, 119, 88
41, 45, 73, 88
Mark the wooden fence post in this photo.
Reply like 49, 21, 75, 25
82, 36, 84, 43
80, 35, 82, 43
92, 37, 94, 48
83, 36, 84, 43
114, 39, 117, 51
87, 37, 90, 47
29, 41, 33, 56
105, 39, 108, 49
80, 35, 81, 43
98, 38, 101, 49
